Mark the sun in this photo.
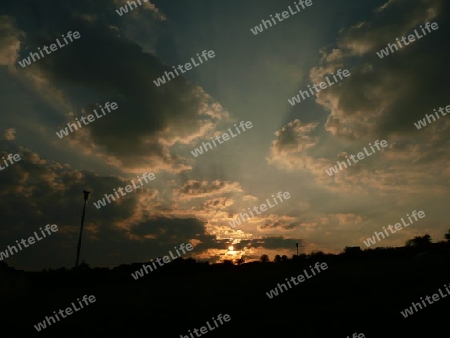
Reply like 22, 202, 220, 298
228, 245, 234, 251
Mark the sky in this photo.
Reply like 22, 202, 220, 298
0, 0, 449, 271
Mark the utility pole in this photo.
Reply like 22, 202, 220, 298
296, 243, 299, 256
75, 190, 90, 268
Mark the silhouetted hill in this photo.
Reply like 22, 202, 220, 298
3, 243, 450, 337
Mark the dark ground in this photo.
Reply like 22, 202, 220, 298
3, 245, 450, 337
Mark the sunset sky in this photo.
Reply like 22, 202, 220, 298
0, 0, 449, 271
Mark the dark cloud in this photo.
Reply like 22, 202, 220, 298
1, 0, 228, 173
234, 237, 302, 251
173, 180, 242, 200
259, 221, 298, 230
312, 0, 449, 140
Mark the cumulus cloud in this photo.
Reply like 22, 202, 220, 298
3, 128, 16, 141
268, 0, 450, 196
202, 197, 234, 210
0, 15, 22, 68
257, 215, 298, 231
2, 0, 229, 174
266, 119, 322, 171
311, 0, 446, 140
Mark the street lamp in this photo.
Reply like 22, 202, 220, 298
75, 190, 90, 268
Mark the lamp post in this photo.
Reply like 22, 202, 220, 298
75, 190, 90, 268
296, 243, 299, 256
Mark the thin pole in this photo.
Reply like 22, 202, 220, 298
75, 191, 90, 268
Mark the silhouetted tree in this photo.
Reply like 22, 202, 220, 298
406, 234, 432, 247
309, 251, 325, 258
344, 246, 362, 256
292, 254, 307, 261
236, 257, 245, 265
260, 254, 269, 263
445, 230, 450, 242
274, 255, 281, 263
281, 255, 288, 262
74, 260, 90, 271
